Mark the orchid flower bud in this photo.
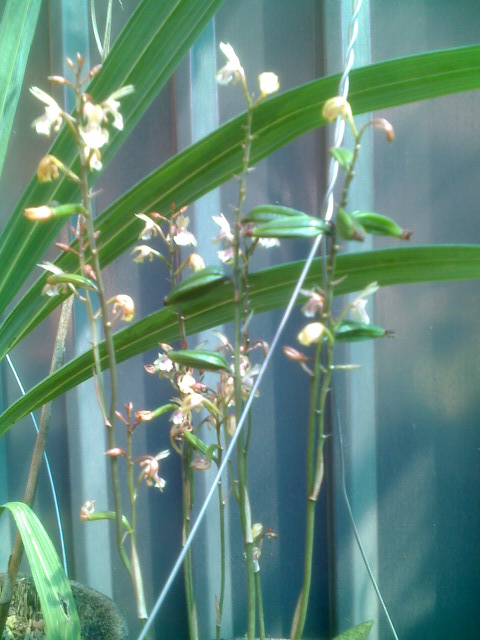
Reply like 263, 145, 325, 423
110, 294, 135, 322
258, 72, 279, 96
297, 322, 325, 347
322, 96, 352, 123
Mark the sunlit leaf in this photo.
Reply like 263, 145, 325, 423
0, 502, 81, 639
0, 0, 42, 180
2, 46, 480, 357
164, 266, 228, 305
167, 349, 230, 372
1, 245, 480, 435
333, 620, 374, 640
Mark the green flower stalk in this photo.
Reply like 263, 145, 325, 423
216, 41, 279, 640
289, 98, 401, 640
24, 54, 154, 630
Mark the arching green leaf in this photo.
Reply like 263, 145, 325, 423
2, 46, 480, 357
0, 0, 42, 180
1, 244, 480, 434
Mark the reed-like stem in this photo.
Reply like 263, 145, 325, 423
292, 128, 363, 639
231, 97, 258, 638
291, 323, 334, 640
255, 570, 266, 640
166, 233, 200, 640
182, 452, 199, 640
215, 435, 226, 640
78, 158, 131, 578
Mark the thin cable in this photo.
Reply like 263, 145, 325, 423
137, 5, 364, 639
332, 383, 399, 640
5, 354, 68, 575
323, 0, 362, 223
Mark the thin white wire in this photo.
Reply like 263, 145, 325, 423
332, 385, 399, 640
323, 0, 361, 223
137, 3, 364, 639
4, 354, 68, 575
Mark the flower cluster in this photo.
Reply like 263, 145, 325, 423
216, 41, 279, 100
212, 211, 280, 264
103, 403, 171, 492
141, 333, 267, 455
131, 206, 204, 272
79, 86, 134, 170
30, 54, 133, 172
25, 57, 136, 323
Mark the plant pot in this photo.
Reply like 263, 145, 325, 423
0, 573, 128, 639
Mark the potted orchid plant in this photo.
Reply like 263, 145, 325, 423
1, 1, 480, 639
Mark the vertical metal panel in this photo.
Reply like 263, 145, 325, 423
371, 2, 480, 638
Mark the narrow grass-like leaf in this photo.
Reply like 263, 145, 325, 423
0, 502, 81, 639
0, 0, 42, 180
2, 46, 480, 358
333, 620, 374, 640
2, 245, 480, 434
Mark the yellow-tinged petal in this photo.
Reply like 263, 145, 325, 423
37, 155, 60, 182
297, 322, 325, 347
258, 72, 279, 96
111, 294, 135, 322
24, 205, 54, 221
322, 96, 353, 123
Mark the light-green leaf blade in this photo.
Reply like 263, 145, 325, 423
0, 502, 81, 639
333, 620, 374, 640
0, 0, 42, 180
2, 45, 480, 358
1, 245, 480, 434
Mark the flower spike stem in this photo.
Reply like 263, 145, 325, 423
231, 91, 260, 639
215, 448, 227, 640
27, 57, 149, 632
168, 236, 200, 640
76, 99, 132, 581
292, 122, 364, 640
72, 64, 153, 630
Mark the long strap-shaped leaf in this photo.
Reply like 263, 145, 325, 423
0, 0, 42, 181
0, 502, 81, 638
2, 45, 480, 358
1, 244, 480, 434
0, 0, 224, 317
